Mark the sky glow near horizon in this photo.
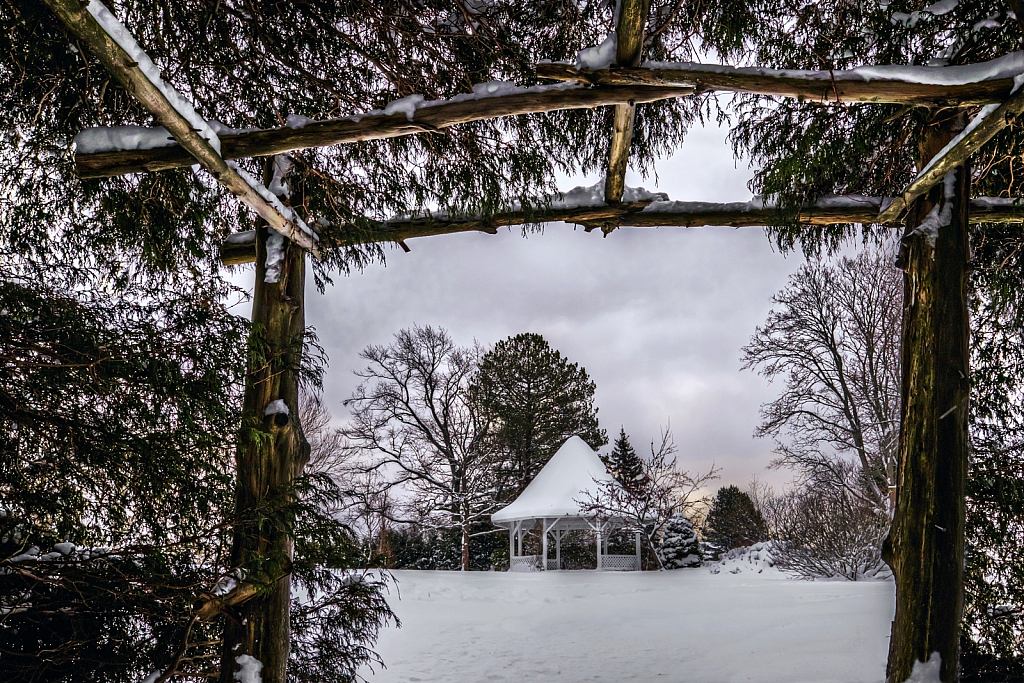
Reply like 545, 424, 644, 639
236, 121, 814, 490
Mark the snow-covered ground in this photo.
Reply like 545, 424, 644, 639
363, 566, 895, 683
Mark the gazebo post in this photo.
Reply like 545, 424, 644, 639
635, 531, 642, 571
556, 529, 561, 571
509, 522, 515, 566
596, 525, 603, 571
542, 518, 548, 571
517, 521, 523, 557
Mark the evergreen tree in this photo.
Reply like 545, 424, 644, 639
704, 486, 768, 556
606, 427, 647, 494
658, 514, 701, 569
474, 333, 607, 498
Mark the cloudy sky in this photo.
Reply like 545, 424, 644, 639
237, 122, 814, 489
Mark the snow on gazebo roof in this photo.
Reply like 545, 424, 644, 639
491, 436, 614, 526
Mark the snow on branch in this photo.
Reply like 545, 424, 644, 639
44, 0, 319, 255
537, 52, 1024, 106
73, 82, 692, 178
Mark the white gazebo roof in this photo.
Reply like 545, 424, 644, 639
492, 436, 614, 526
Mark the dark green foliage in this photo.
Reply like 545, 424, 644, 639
605, 427, 646, 494
961, 227, 1024, 675
474, 333, 607, 498
658, 515, 701, 569
704, 486, 768, 556
0, 274, 245, 682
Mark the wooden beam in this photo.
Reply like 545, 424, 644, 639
44, 0, 319, 256
877, 90, 1024, 222
76, 85, 693, 178
604, 0, 650, 204
219, 196, 1024, 266
536, 62, 1017, 107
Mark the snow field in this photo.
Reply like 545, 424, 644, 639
363, 568, 895, 683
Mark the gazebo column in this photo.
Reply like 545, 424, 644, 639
556, 529, 561, 571
635, 531, 642, 571
541, 518, 548, 571
517, 521, 523, 557
509, 523, 515, 566
596, 526, 603, 571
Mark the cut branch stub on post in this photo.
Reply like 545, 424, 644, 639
536, 61, 1019, 107
877, 86, 1024, 223
43, 0, 319, 256
604, 0, 650, 206
75, 84, 692, 178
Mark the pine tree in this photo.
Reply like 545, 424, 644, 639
704, 486, 768, 557
606, 427, 647, 494
474, 333, 608, 498
658, 514, 701, 569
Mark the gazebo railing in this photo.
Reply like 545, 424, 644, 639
601, 555, 640, 571
510, 555, 542, 572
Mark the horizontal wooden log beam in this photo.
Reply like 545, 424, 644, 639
536, 62, 1016, 107
221, 197, 1024, 266
878, 90, 1024, 222
75, 84, 693, 178
46, 0, 319, 255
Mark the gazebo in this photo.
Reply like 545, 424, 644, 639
491, 436, 641, 572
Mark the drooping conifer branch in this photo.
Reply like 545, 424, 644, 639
43, 0, 320, 256
220, 196, 1024, 266
604, 0, 649, 204
878, 88, 1024, 222
536, 61, 1019, 107
75, 85, 693, 178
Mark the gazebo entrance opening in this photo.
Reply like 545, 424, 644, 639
505, 517, 641, 572
492, 436, 641, 572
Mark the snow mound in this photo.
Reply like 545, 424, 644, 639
708, 542, 781, 576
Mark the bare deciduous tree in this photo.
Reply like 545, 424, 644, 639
582, 428, 719, 570
342, 325, 498, 571
741, 247, 902, 508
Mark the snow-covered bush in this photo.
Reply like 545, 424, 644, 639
657, 514, 701, 569
761, 474, 890, 581
708, 541, 778, 575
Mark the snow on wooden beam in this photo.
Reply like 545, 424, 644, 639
877, 89, 1024, 222
604, 0, 649, 205
75, 84, 693, 178
220, 195, 1024, 266
535, 60, 1021, 107
45, 0, 320, 256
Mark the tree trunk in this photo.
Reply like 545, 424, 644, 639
219, 211, 310, 683
883, 115, 970, 683
462, 525, 470, 571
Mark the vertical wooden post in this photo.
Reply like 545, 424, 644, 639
596, 526, 603, 571
635, 531, 642, 571
509, 525, 515, 570
219, 166, 310, 683
883, 114, 970, 683
603, 0, 650, 205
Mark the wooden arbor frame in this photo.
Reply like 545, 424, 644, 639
42, 0, 1024, 682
